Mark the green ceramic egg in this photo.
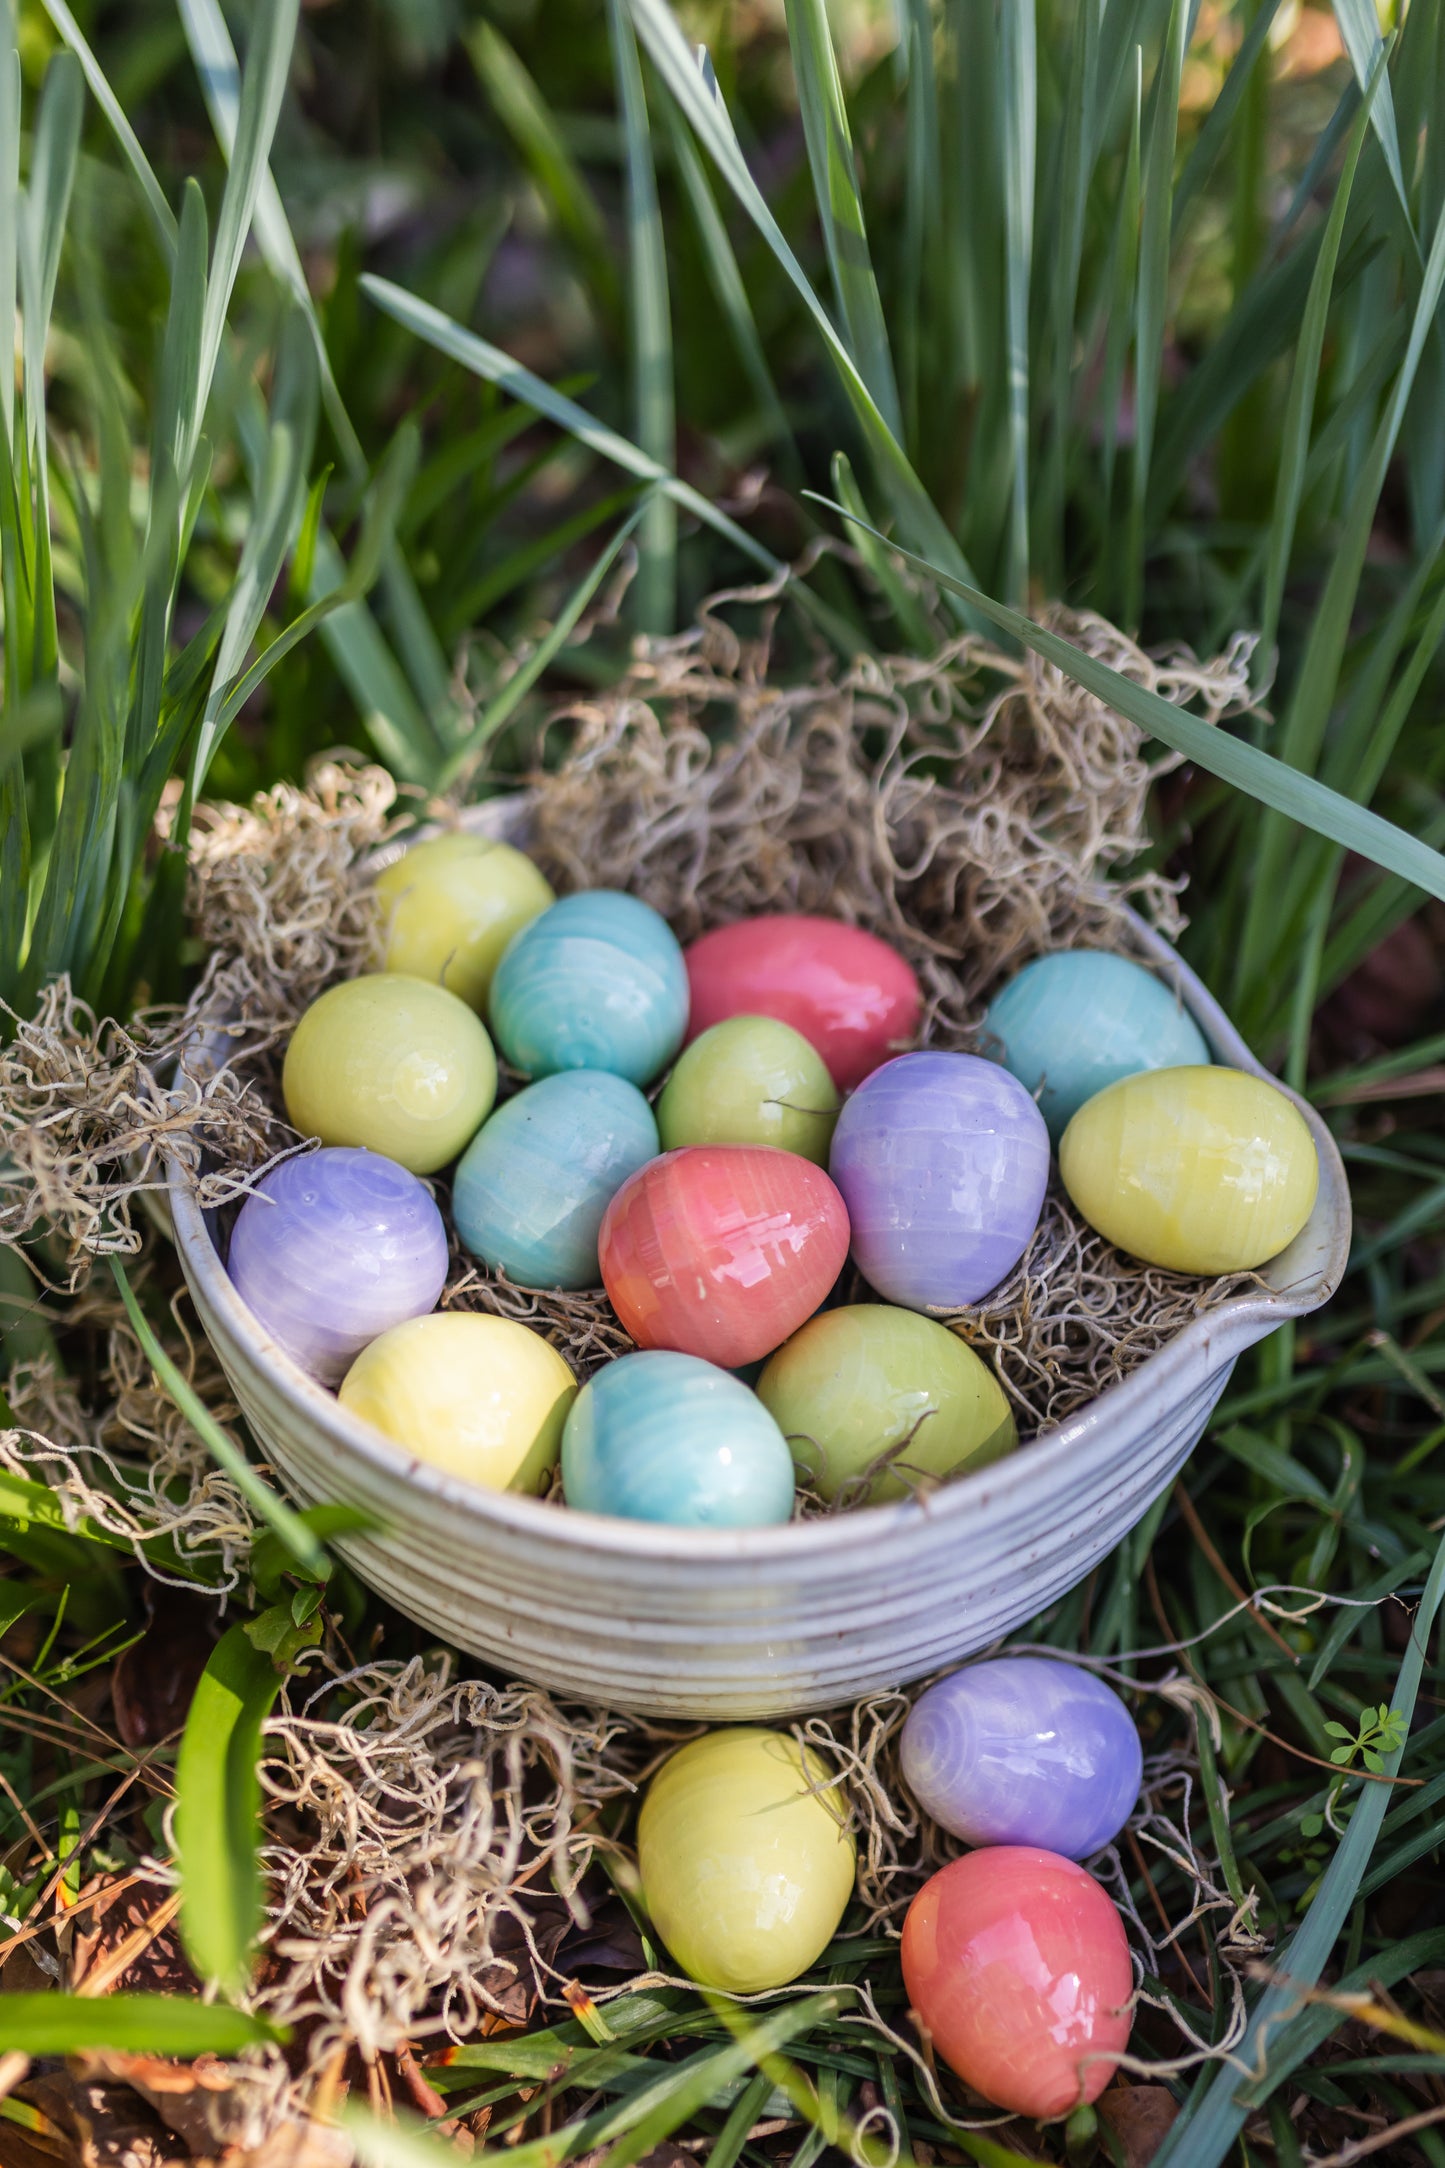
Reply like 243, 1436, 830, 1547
756, 1304, 1016, 1504
283, 974, 497, 1175
656, 1015, 840, 1165
638, 1729, 857, 1992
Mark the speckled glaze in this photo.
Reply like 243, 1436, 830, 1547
373, 833, 555, 1011
338, 1312, 575, 1493
489, 890, 689, 1085
683, 916, 921, 1091
757, 1305, 1015, 1504
227, 1148, 448, 1384
638, 1729, 856, 1991
282, 975, 497, 1175
599, 1145, 851, 1368
1060, 1065, 1320, 1273
899, 1657, 1142, 1857
901, 1849, 1133, 2119
828, 1053, 1050, 1310
562, 1351, 795, 1527
452, 1071, 659, 1290
657, 1015, 839, 1165
982, 950, 1210, 1141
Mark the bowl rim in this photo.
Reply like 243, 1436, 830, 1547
164, 800, 1352, 1564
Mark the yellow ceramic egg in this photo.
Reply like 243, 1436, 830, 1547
637, 1729, 856, 1992
374, 833, 555, 1012
283, 974, 497, 1175
1059, 1064, 1318, 1273
338, 1312, 575, 1492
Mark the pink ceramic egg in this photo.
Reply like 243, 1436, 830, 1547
683, 917, 921, 1091
901, 1848, 1133, 2120
598, 1145, 850, 1368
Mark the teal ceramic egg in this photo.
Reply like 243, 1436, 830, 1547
561, 1350, 796, 1527
489, 891, 689, 1086
452, 1070, 659, 1289
982, 950, 1210, 1142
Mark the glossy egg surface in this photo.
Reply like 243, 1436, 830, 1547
657, 1015, 840, 1165
982, 949, 1210, 1141
828, 1053, 1050, 1310
338, 1312, 575, 1493
901, 1849, 1133, 2119
683, 916, 921, 1090
1059, 1065, 1319, 1273
756, 1305, 1015, 1504
561, 1350, 795, 1527
452, 1071, 659, 1289
599, 1145, 850, 1368
900, 1657, 1142, 1856
638, 1728, 856, 1991
227, 1147, 448, 1384
489, 890, 689, 1086
282, 975, 497, 1175
374, 833, 555, 1011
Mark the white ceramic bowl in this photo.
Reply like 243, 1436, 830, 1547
166, 799, 1350, 1718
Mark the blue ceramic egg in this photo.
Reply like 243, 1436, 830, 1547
982, 950, 1210, 1142
899, 1656, 1142, 1858
452, 1071, 659, 1289
227, 1147, 449, 1384
561, 1350, 796, 1527
489, 891, 689, 1086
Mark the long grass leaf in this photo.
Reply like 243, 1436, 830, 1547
1172, 0, 1284, 237
1331, 0, 1410, 230
998, 0, 1035, 604
783, 0, 901, 436
0, 27, 18, 454
811, 496, 1445, 904
1257, 50, 1382, 674
39, 0, 176, 251
1128, 0, 1187, 628
0, 1994, 283, 2053
608, 0, 676, 634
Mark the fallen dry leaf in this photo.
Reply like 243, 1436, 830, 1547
1097, 2084, 1181, 2167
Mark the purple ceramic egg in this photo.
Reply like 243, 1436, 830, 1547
228, 1147, 449, 1384
900, 1656, 1142, 1858
827, 1052, 1049, 1309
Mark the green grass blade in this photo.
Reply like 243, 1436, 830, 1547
811, 494, 1445, 904
1332, 0, 1410, 230
465, 18, 620, 323
0, 1994, 283, 2053
998, 0, 1035, 605
1172, 0, 1283, 237
26, 48, 82, 339
174, 1618, 288, 1997
0, 27, 18, 454
1257, 49, 1382, 675
1100, 47, 1142, 526
39, 0, 177, 252
896, 0, 940, 456
1039, 0, 1098, 585
607, 0, 676, 635
783, 0, 902, 437
1128, 0, 1187, 629
830, 449, 933, 651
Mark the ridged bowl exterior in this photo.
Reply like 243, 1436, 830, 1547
165, 797, 1352, 1719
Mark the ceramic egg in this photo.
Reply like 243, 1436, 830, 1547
489, 890, 689, 1086
562, 1351, 795, 1527
374, 832, 555, 1011
338, 1312, 575, 1492
452, 1071, 659, 1290
683, 915, 921, 1091
599, 1145, 850, 1368
227, 1148, 448, 1384
900, 1657, 1142, 1857
828, 1052, 1050, 1310
638, 1729, 857, 1992
283, 975, 497, 1176
1059, 1065, 1319, 1273
757, 1305, 1015, 1504
901, 1849, 1133, 2119
657, 1015, 839, 1165
982, 949, 1210, 1142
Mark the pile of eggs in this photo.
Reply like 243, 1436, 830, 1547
636, 1653, 1144, 2121
227, 828, 1321, 1526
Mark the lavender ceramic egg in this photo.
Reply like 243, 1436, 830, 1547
828, 1052, 1049, 1310
900, 1656, 1142, 1858
227, 1148, 449, 1384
